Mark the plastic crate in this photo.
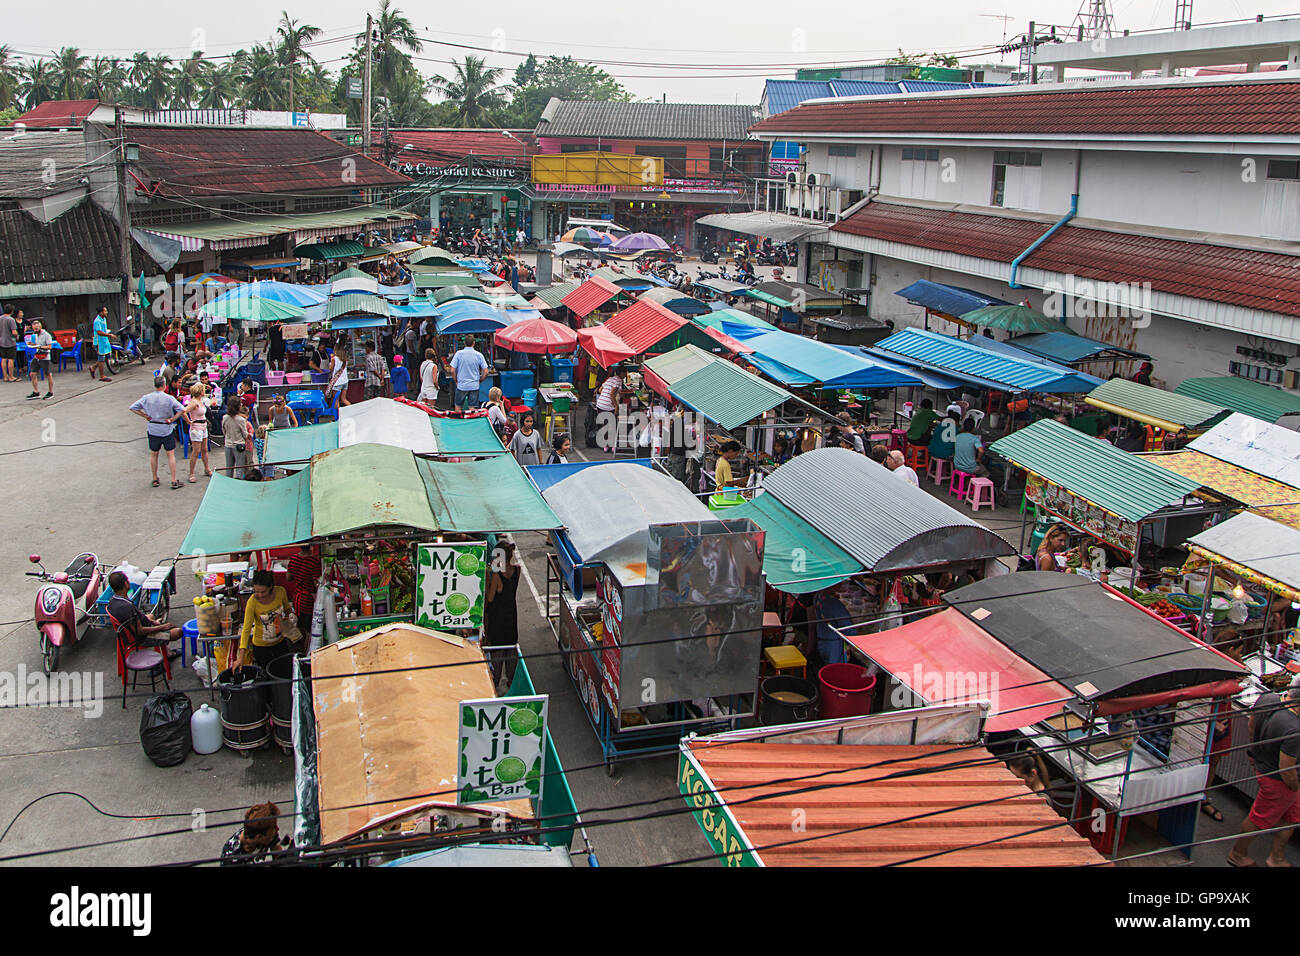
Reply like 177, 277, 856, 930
499, 370, 532, 399
551, 358, 575, 384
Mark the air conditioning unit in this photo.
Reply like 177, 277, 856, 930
784, 171, 804, 214
804, 173, 828, 216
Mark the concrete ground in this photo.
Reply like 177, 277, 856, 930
0, 274, 1285, 868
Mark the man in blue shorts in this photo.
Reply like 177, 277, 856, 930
130, 376, 186, 489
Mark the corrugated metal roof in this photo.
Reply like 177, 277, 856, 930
1010, 330, 1149, 364
763, 448, 1014, 570
728, 492, 861, 593
1188, 511, 1300, 593
1189, 413, 1300, 488
325, 293, 391, 321
895, 279, 1011, 319
536, 100, 761, 140
990, 419, 1203, 522
1085, 378, 1230, 431
0, 200, 141, 288
643, 344, 717, 386
1174, 377, 1300, 424
432, 284, 489, 305
413, 272, 478, 289
873, 328, 1099, 393
562, 275, 622, 317
763, 80, 834, 115
737, 328, 923, 389
687, 740, 1103, 867
669, 360, 792, 429
531, 281, 580, 309
600, 299, 685, 354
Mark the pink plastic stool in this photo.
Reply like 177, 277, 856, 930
949, 469, 973, 499
927, 456, 952, 486
890, 428, 907, 451
966, 477, 996, 512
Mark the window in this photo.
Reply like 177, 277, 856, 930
899, 146, 940, 200
992, 150, 1042, 209
1267, 160, 1300, 181
828, 144, 858, 157
635, 145, 689, 178
559, 143, 590, 153
1263, 159, 1300, 238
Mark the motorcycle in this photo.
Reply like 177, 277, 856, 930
701, 246, 719, 265
105, 324, 146, 373
26, 553, 103, 674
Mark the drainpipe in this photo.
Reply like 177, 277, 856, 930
1009, 149, 1082, 290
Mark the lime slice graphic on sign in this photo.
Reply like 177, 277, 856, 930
495, 756, 526, 784
507, 708, 539, 736
444, 592, 470, 616
455, 552, 480, 576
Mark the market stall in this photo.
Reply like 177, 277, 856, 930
894, 279, 1012, 335
1173, 376, 1300, 425
1008, 329, 1149, 377
1084, 378, 1232, 446
990, 418, 1230, 572
561, 275, 632, 321
325, 292, 392, 403
529, 460, 766, 771
838, 572, 1246, 857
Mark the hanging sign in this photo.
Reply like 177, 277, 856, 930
416, 541, 487, 629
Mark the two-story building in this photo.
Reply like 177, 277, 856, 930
748, 74, 1300, 391
532, 99, 766, 247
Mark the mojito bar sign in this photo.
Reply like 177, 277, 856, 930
416, 541, 486, 630
458, 696, 548, 804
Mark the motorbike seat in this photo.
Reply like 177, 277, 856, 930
64, 556, 95, 598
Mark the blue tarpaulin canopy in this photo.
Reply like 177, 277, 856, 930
390, 301, 441, 320
966, 335, 1105, 389
832, 345, 965, 391
329, 315, 389, 330
434, 299, 528, 335
1008, 330, 1150, 365
895, 280, 1010, 319
872, 328, 1105, 393
733, 327, 923, 389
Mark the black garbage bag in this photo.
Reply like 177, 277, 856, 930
140, 692, 193, 767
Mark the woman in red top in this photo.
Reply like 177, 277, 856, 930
286, 544, 322, 638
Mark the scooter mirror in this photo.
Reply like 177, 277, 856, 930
29, 554, 40, 564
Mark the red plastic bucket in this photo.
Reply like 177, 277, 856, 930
817, 664, 876, 719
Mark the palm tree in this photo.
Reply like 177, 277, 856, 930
198, 62, 240, 110
297, 61, 334, 112
20, 59, 59, 109
85, 56, 126, 101
139, 55, 174, 110
52, 47, 88, 100
0, 46, 20, 110
171, 52, 206, 109
428, 55, 507, 128
276, 12, 322, 113
125, 52, 152, 106
378, 69, 436, 127
363, 0, 422, 90
238, 44, 284, 110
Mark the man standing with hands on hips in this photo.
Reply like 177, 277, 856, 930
130, 376, 186, 489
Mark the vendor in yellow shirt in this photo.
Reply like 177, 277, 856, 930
715, 440, 744, 492
238, 570, 296, 670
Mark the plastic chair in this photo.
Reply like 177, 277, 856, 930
966, 477, 996, 512
905, 445, 930, 472
928, 456, 952, 486
967, 409, 986, 431
949, 469, 974, 500
108, 611, 172, 708
176, 420, 190, 459
58, 340, 83, 372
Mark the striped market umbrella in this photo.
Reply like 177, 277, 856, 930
559, 227, 614, 246
202, 296, 306, 325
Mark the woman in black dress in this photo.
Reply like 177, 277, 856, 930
484, 535, 521, 690
267, 321, 285, 372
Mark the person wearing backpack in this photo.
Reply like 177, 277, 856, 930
1228, 676, 1300, 867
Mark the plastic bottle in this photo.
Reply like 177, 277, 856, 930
191, 703, 222, 754
360, 590, 374, 617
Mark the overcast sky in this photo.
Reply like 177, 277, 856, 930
6, 0, 1296, 105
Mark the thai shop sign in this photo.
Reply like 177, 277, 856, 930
1025, 474, 1140, 554
458, 696, 548, 804
678, 745, 759, 867
416, 541, 487, 629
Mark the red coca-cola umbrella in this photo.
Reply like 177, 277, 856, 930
494, 318, 579, 355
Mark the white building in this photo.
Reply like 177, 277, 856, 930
745, 73, 1300, 391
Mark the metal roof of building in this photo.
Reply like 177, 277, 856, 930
561, 275, 622, 317
1085, 378, 1231, 431
1189, 413, 1300, 487
990, 419, 1203, 523
325, 293, 391, 321
686, 738, 1103, 867
537, 99, 762, 141
873, 327, 1101, 393
1174, 376, 1300, 424
762, 448, 1014, 571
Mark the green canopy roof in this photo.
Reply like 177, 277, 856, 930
179, 443, 556, 555
326, 293, 391, 321
202, 295, 305, 324
1173, 376, 1300, 424
432, 285, 490, 305
692, 308, 779, 333
746, 289, 793, 309
413, 272, 479, 290
296, 239, 366, 261
408, 246, 459, 266
668, 356, 793, 429
331, 266, 372, 282
729, 492, 862, 593
429, 416, 503, 455
990, 418, 1204, 523
1086, 378, 1230, 432
530, 282, 580, 310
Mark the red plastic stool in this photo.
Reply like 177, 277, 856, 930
905, 445, 930, 472
949, 469, 973, 500
928, 456, 952, 486
966, 477, 996, 511
889, 428, 907, 451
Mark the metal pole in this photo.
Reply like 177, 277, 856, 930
115, 107, 132, 323
362, 13, 374, 156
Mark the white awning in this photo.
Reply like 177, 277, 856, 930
696, 211, 830, 242
338, 399, 439, 455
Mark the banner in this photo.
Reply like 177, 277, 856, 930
458, 695, 548, 804
415, 541, 487, 630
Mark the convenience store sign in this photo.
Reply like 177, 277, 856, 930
678, 747, 759, 867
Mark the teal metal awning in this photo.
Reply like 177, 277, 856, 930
729, 492, 862, 593
179, 469, 313, 556
417, 453, 559, 533
1173, 376, 1300, 424
264, 421, 339, 468
296, 239, 366, 261
326, 293, 392, 321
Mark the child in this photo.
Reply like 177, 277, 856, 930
255, 424, 274, 479
268, 392, 297, 430
184, 383, 212, 482
390, 354, 410, 398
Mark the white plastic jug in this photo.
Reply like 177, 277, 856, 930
191, 703, 222, 754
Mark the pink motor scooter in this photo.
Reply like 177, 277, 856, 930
27, 553, 102, 674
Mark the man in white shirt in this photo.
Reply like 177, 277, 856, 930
450, 337, 491, 410
886, 450, 920, 486
591, 369, 623, 453
418, 348, 440, 404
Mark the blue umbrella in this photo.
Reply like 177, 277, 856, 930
211, 280, 327, 308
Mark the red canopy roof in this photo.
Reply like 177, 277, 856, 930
843, 608, 1071, 733
562, 276, 622, 318
576, 324, 637, 369
493, 317, 578, 355
600, 299, 685, 354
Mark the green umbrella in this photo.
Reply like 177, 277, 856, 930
960, 304, 1063, 334
202, 295, 306, 324
136, 272, 150, 310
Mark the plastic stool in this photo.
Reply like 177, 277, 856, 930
889, 428, 907, 451
182, 619, 200, 667
949, 469, 973, 500
905, 445, 930, 472
763, 645, 808, 680
927, 456, 952, 486
966, 477, 996, 512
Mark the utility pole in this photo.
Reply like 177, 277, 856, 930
362, 13, 374, 156
115, 106, 132, 323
